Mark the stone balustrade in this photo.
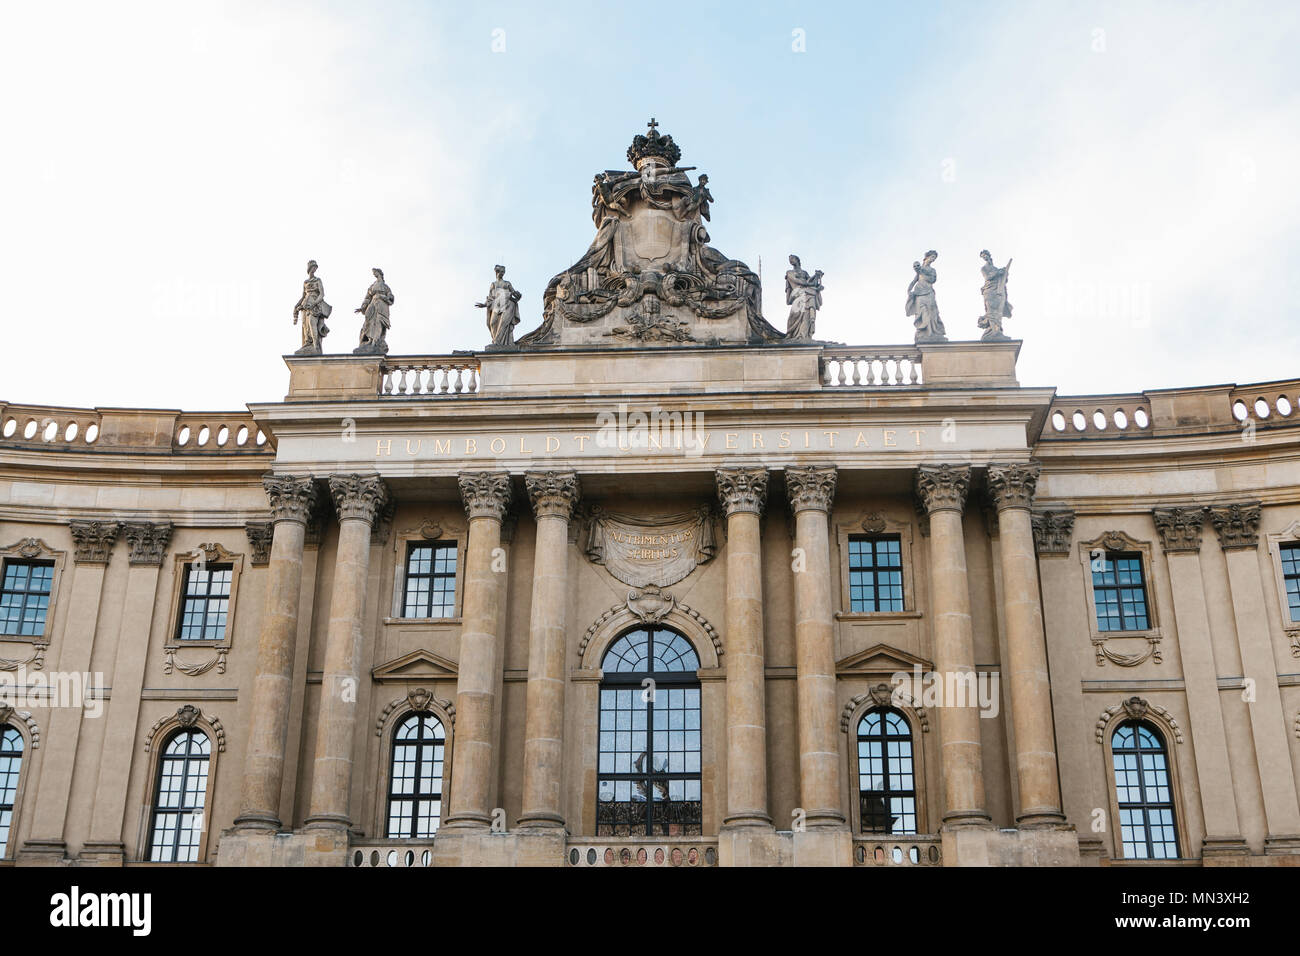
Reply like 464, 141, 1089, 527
173, 412, 270, 452
852, 835, 943, 866
380, 358, 481, 396
1042, 394, 1153, 438
564, 836, 719, 867
348, 841, 436, 868
1230, 380, 1300, 428
0, 404, 104, 447
822, 347, 923, 387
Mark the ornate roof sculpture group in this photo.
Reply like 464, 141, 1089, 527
288, 121, 1015, 355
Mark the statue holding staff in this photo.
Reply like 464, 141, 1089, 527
784, 254, 824, 341
977, 249, 1013, 341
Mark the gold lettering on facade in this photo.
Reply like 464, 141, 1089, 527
406, 439, 421, 455
823, 430, 838, 448
910, 428, 925, 447
546, 436, 561, 452
854, 431, 870, 448
883, 429, 896, 447
725, 432, 739, 449
490, 437, 507, 454
435, 438, 451, 455
751, 432, 764, 449
778, 431, 791, 449
574, 435, 590, 450
376, 438, 392, 456
465, 438, 477, 454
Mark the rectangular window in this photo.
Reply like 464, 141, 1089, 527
0, 560, 54, 636
848, 535, 904, 613
1092, 552, 1150, 631
403, 542, 457, 618
176, 563, 232, 640
1281, 543, 1300, 623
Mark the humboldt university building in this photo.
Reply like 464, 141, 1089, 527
3, 124, 1299, 869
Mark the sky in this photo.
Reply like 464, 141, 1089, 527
1, 0, 1297, 411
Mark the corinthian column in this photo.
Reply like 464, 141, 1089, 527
786, 465, 845, 827
444, 471, 513, 828
987, 462, 1066, 826
305, 474, 389, 829
518, 470, 580, 829
235, 476, 319, 830
716, 466, 772, 829
915, 465, 989, 826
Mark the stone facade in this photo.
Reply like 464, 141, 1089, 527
2, 342, 1299, 869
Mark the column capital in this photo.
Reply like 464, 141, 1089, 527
715, 466, 769, 516
262, 474, 319, 525
68, 519, 121, 565
987, 461, 1041, 512
459, 470, 513, 521
525, 470, 581, 521
244, 521, 274, 566
1153, 506, 1205, 553
327, 474, 390, 525
915, 464, 970, 514
785, 465, 837, 515
122, 521, 173, 567
1030, 510, 1075, 555
1207, 501, 1261, 551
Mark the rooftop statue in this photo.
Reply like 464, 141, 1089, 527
907, 250, 947, 344
784, 254, 824, 341
519, 119, 783, 348
353, 267, 393, 356
292, 260, 331, 355
477, 264, 522, 348
977, 250, 1013, 341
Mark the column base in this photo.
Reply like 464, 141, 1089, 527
432, 828, 567, 867
792, 825, 854, 867
515, 812, 566, 829
17, 839, 71, 865
77, 841, 126, 866
440, 811, 493, 829
1263, 833, 1300, 856
303, 813, 352, 831
231, 810, 282, 831
718, 824, 791, 867
1015, 807, 1068, 828
1200, 835, 1251, 862
941, 824, 1080, 866
214, 827, 350, 867
942, 810, 994, 828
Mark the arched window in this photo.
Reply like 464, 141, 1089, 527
1111, 720, 1179, 859
0, 725, 23, 857
149, 729, 210, 862
856, 707, 917, 834
597, 626, 701, 836
386, 712, 445, 838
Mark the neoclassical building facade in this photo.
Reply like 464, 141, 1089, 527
2, 128, 1299, 868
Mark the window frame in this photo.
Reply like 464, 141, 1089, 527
1265, 522, 1300, 655
1108, 719, 1181, 860
845, 534, 905, 614
174, 561, 234, 642
146, 728, 213, 863
0, 558, 55, 639
835, 514, 918, 619
384, 711, 447, 839
0, 721, 27, 859
387, 521, 467, 623
1090, 551, 1151, 633
400, 540, 460, 620
162, 543, 245, 653
1077, 530, 1164, 667
596, 625, 703, 838
0, 539, 66, 670
855, 706, 918, 835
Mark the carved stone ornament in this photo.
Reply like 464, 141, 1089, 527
627, 585, 675, 623
458, 471, 514, 522
0, 707, 40, 747
145, 707, 225, 752
986, 462, 1041, 512
785, 465, 837, 514
840, 685, 930, 733
1095, 697, 1183, 744
0, 703, 12, 725
68, 521, 120, 564
1152, 507, 1205, 553
244, 521, 273, 566
375, 690, 456, 735
1031, 510, 1076, 555
328, 474, 390, 524
525, 470, 582, 520
582, 504, 717, 588
122, 521, 173, 567
1207, 501, 1261, 551
164, 647, 227, 677
176, 704, 202, 727
715, 466, 768, 516
262, 474, 318, 524
915, 464, 970, 515
861, 512, 887, 535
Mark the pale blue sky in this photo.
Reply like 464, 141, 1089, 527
1, 1, 1296, 410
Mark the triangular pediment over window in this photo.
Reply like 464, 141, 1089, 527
836, 643, 933, 677
371, 648, 459, 682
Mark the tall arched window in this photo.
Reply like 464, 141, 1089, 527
597, 626, 701, 836
149, 729, 210, 862
1111, 720, 1179, 859
0, 724, 23, 857
856, 707, 917, 834
386, 712, 445, 838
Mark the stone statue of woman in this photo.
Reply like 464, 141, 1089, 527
977, 250, 1012, 341
353, 267, 393, 355
292, 260, 331, 355
476, 264, 522, 347
784, 254, 824, 341
907, 250, 947, 343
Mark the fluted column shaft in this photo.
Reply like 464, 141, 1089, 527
988, 463, 1065, 826
305, 474, 388, 829
519, 471, 580, 828
717, 467, 772, 828
786, 466, 845, 827
445, 472, 513, 828
916, 465, 990, 826
235, 476, 317, 830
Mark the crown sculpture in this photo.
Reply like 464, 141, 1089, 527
517, 119, 784, 348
